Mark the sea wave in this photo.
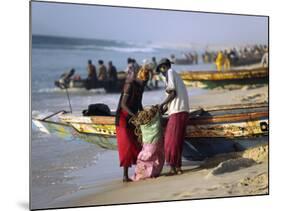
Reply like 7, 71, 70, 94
33, 43, 157, 53
36, 87, 65, 93
32, 35, 160, 53
102, 46, 156, 53
36, 87, 106, 94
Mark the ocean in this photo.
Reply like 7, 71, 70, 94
31, 34, 214, 209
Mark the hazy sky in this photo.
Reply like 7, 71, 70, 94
31, 1, 268, 46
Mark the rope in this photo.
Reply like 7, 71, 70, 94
129, 105, 160, 141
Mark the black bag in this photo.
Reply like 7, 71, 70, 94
82, 103, 111, 116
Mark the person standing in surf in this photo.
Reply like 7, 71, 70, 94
156, 58, 190, 175
115, 61, 150, 182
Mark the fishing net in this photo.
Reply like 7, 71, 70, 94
130, 106, 162, 144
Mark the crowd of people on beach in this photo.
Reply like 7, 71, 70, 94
202, 44, 268, 70
61, 43, 268, 89
115, 57, 189, 182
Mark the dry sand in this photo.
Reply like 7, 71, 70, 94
52, 84, 269, 208
53, 145, 268, 207
190, 84, 268, 108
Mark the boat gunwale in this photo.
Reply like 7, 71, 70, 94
32, 118, 69, 127
59, 111, 268, 125
33, 114, 269, 138
179, 67, 268, 75
179, 67, 268, 81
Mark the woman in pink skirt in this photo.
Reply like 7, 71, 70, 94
132, 111, 165, 181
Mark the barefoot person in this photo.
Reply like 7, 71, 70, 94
156, 58, 190, 175
115, 62, 150, 182
131, 106, 165, 181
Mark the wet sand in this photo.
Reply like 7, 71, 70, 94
51, 84, 268, 208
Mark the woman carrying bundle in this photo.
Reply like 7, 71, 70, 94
115, 61, 150, 182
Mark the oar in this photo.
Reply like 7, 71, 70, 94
65, 86, 72, 113
41, 110, 67, 121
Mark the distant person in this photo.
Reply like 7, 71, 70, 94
108, 61, 118, 81
261, 47, 268, 67
151, 57, 159, 88
229, 48, 238, 64
132, 58, 140, 71
127, 57, 139, 69
156, 58, 190, 176
57, 68, 75, 88
97, 60, 107, 80
142, 59, 153, 88
223, 50, 231, 70
125, 59, 135, 81
87, 60, 97, 81
141, 59, 154, 90
151, 57, 157, 69
194, 52, 198, 64
215, 51, 225, 71
202, 51, 209, 63
127, 57, 133, 65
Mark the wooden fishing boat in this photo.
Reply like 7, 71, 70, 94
231, 56, 262, 67
179, 67, 268, 88
54, 70, 127, 93
32, 103, 268, 154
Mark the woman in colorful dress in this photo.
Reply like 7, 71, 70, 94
131, 106, 165, 181
115, 61, 150, 182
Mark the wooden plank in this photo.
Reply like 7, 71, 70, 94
189, 111, 268, 125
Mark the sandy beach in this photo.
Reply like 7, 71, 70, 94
52, 144, 268, 208
190, 84, 268, 108
49, 84, 268, 209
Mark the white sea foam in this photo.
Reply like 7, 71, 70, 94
37, 87, 106, 94
103, 46, 156, 53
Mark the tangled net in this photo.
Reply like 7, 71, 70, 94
130, 105, 160, 142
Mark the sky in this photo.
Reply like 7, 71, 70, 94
31, 1, 268, 46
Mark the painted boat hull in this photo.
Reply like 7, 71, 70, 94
33, 103, 268, 150
180, 67, 268, 88
32, 119, 268, 159
58, 105, 268, 138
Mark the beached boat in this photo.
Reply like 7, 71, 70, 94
54, 70, 127, 93
179, 67, 268, 88
170, 54, 195, 65
54, 70, 163, 93
32, 103, 268, 156
231, 56, 262, 67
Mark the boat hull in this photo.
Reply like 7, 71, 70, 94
180, 67, 268, 88
32, 119, 268, 159
32, 103, 269, 158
